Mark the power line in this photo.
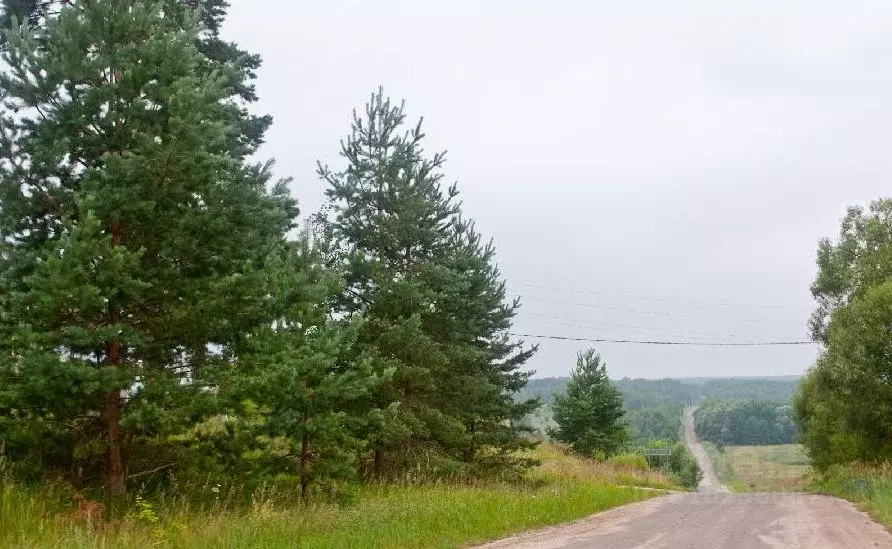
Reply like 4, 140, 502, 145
508, 332, 816, 347
522, 312, 807, 341
517, 294, 802, 325
510, 282, 798, 311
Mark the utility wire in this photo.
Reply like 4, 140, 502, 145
517, 294, 803, 326
508, 332, 816, 346
511, 282, 798, 310
522, 312, 806, 341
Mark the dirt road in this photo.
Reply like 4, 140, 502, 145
473, 492, 892, 548
683, 407, 730, 493
473, 408, 892, 548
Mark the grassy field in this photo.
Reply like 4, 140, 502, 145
702, 444, 810, 492
810, 463, 892, 528
0, 444, 676, 548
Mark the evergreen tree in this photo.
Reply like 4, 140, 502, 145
1, 0, 265, 159
549, 349, 628, 458
0, 0, 55, 35
0, 0, 294, 495
226, 239, 382, 503
318, 89, 538, 477
433, 221, 539, 473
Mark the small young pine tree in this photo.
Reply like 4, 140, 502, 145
227, 239, 382, 503
549, 349, 628, 458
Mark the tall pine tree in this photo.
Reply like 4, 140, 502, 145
0, 0, 294, 494
435, 221, 539, 473
318, 89, 538, 477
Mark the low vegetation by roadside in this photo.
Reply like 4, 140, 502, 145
700, 442, 734, 487
809, 463, 892, 529
701, 443, 808, 492
0, 444, 677, 549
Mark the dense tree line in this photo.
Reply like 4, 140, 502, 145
520, 377, 800, 448
694, 379, 801, 403
0, 0, 537, 499
694, 400, 797, 446
615, 379, 697, 409
520, 377, 800, 409
794, 200, 892, 469
626, 405, 683, 446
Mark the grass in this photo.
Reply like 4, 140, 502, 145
700, 442, 734, 486
701, 443, 809, 492
0, 444, 677, 548
809, 462, 892, 528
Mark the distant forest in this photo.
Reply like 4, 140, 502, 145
518, 377, 802, 446
519, 377, 801, 407
694, 399, 797, 446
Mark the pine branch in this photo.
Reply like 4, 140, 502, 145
127, 462, 176, 480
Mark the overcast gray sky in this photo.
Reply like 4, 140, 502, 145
223, 0, 892, 379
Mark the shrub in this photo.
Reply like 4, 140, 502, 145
668, 443, 702, 489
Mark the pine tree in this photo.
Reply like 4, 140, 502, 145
0, 1, 293, 495
227, 239, 382, 503
318, 89, 538, 477
0, 0, 55, 34
433, 221, 540, 473
318, 90, 460, 476
549, 349, 628, 458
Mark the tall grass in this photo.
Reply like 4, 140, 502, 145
723, 445, 809, 492
701, 442, 734, 485
0, 444, 676, 548
810, 462, 892, 527
700, 444, 810, 492
534, 444, 675, 489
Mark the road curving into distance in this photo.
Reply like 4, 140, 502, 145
474, 407, 892, 549
683, 407, 730, 494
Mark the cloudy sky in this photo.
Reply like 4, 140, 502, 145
223, 1, 892, 379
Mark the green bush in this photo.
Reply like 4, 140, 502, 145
668, 442, 702, 489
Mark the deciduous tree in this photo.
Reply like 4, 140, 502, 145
795, 199, 892, 469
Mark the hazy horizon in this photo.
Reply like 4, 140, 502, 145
222, 0, 889, 378
531, 374, 805, 381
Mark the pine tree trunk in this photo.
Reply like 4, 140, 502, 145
374, 447, 383, 479
464, 420, 476, 463
106, 219, 126, 497
105, 385, 125, 496
300, 414, 309, 504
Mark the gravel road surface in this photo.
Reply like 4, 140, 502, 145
473, 408, 892, 548
473, 492, 892, 548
